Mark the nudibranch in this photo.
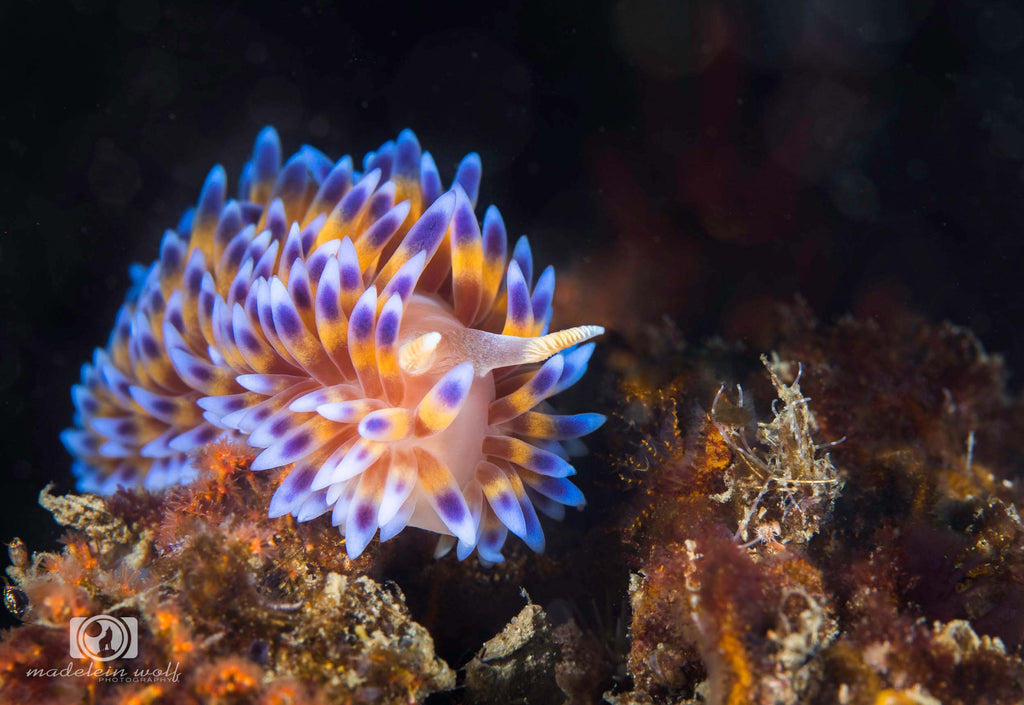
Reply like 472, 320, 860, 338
62, 127, 604, 561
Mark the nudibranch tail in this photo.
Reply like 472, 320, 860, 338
64, 127, 605, 561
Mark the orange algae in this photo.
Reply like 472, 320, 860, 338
717, 619, 752, 705
192, 657, 261, 699
1, 451, 453, 704
607, 309, 1024, 705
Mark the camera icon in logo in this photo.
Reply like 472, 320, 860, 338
69, 615, 138, 661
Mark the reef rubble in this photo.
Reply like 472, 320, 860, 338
1, 448, 453, 704
607, 303, 1024, 705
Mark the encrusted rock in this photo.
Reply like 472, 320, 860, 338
465, 602, 562, 705
1, 462, 457, 705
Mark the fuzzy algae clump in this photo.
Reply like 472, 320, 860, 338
608, 306, 1024, 705
615, 352, 842, 705
708, 354, 844, 548
1, 443, 453, 704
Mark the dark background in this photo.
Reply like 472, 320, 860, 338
2, 0, 1023, 588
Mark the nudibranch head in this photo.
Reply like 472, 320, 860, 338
62, 127, 605, 561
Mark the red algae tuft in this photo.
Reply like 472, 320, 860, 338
605, 306, 1024, 705
1, 455, 453, 704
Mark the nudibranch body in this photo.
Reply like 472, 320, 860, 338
63, 128, 604, 561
